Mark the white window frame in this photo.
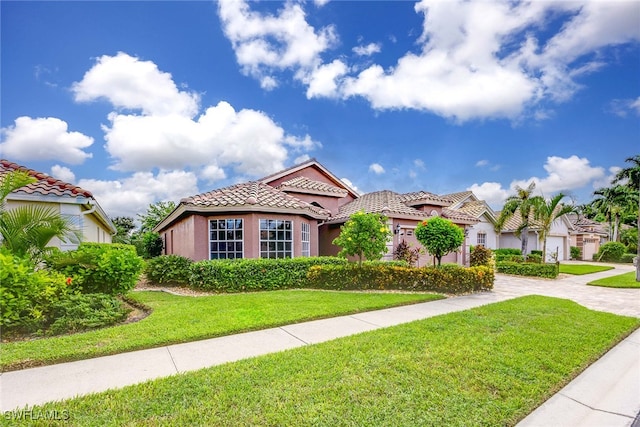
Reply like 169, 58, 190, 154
209, 219, 244, 260
477, 232, 486, 247
301, 222, 310, 257
260, 219, 293, 259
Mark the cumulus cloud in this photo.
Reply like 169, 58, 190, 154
72, 52, 200, 117
218, 0, 640, 121
510, 155, 605, 196
369, 163, 385, 174
218, 0, 337, 89
467, 182, 510, 208
470, 155, 607, 207
70, 53, 319, 179
0, 116, 93, 164
353, 43, 381, 57
476, 160, 489, 167
50, 165, 76, 183
78, 170, 199, 218
340, 177, 360, 195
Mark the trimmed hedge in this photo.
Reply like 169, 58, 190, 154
620, 253, 636, 264
306, 264, 494, 294
189, 257, 348, 292
496, 261, 559, 279
494, 248, 521, 256
495, 254, 525, 262
145, 255, 193, 286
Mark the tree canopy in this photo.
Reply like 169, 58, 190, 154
415, 216, 464, 266
332, 211, 391, 265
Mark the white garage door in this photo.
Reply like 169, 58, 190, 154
545, 236, 565, 262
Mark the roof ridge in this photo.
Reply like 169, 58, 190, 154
0, 159, 93, 198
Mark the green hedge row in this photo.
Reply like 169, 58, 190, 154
189, 257, 348, 292
306, 264, 494, 294
496, 261, 559, 279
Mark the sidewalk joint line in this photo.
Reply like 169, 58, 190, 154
348, 316, 381, 327
560, 393, 635, 420
165, 347, 180, 373
278, 327, 309, 345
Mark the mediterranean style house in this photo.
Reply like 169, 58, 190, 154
155, 159, 497, 266
0, 159, 116, 250
566, 213, 609, 260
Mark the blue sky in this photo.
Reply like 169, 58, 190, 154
1, 0, 638, 218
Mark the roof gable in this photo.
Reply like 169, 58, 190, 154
1, 159, 93, 199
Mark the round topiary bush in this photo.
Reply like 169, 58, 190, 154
595, 241, 627, 262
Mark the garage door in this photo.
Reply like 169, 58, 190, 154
545, 236, 565, 262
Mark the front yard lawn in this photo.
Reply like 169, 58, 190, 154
587, 271, 640, 288
1, 290, 443, 372
559, 264, 614, 275
35, 296, 639, 426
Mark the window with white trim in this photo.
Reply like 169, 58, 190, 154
260, 219, 292, 258
210, 219, 243, 259
301, 222, 310, 257
477, 232, 486, 246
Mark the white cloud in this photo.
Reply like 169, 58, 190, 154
369, 163, 385, 174
510, 155, 605, 196
467, 182, 510, 207
632, 97, 640, 115
413, 159, 425, 169
50, 165, 76, 183
0, 116, 93, 164
475, 159, 488, 167
353, 43, 381, 57
218, 0, 337, 88
609, 96, 640, 117
71, 53, 319, 178
340, 177, 360, 195
72, 52, 200, 117
218, 0, 640, 122
79, 170, 199, 219
306, 60, 348, 99
314, 0, 330, 7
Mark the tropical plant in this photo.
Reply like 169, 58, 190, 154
498, 182, 537, 256
332, 211, 391, 266
415, 216, 464, 266
591, 185, 636, 242
111, 216, 136, 244
0, 171, 81, 263
393, 239, 421, 267
533, 193, 574, 262
613, 154, 640, 281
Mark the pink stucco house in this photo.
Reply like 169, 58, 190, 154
154, 159, 481, 265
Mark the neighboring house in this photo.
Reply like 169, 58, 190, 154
441, 191, 500, 250
498, 207, 574, 262
155, 159, 481, 266
566, 213, 609, 260
0, 159, 116, 250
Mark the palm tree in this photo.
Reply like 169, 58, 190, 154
613, 154, 640, 281
533, 193, 575, 262
0, 170, 81, 263
498, 182, 537, 256
591, 185, 636, 242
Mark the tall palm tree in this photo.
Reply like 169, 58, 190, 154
533, 193, 575, 262
592, 185, 636, 242
498, 182, 537, 256
0, 170, 81, 263
613, 154, 640, 281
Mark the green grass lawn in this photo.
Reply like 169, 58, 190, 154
587, 271, 640, 288
33, 296, 639, 426
0, 290, 443, 372
559, 264, 614, 275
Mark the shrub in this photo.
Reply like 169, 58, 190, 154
494, 248, 522, 256
46, 293, 130, 336
570, 246, 581, 260
620, 253, 636, 264
145, 255, 192, 286
306, 264, 494, 294
415, 217, 464, 266
142, 232, 164, 259
47, 243, 143, 295
595, 242, 627, 262
496, 261, 558, 278
0, 249, 69, 332
526, 254, 542, 264
189, 257, 347, 292
495, 254, 525, 263
470, 246, 494, 268
393, 240, 421, 267
530, 250, 543, 256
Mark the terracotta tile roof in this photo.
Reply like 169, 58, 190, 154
455, 200, 491, 219
441, 208, 480, 223
398, 191, 452, 206
181, 181, 330, 218
0, 159, 93, 198
277, 176, 348, 197
566, 213, 608, 235
500, 206, 571, 232
440, 191, 474, 207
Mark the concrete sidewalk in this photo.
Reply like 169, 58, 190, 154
1, 263, 638, 426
